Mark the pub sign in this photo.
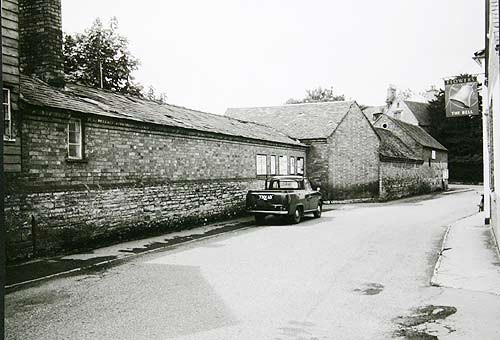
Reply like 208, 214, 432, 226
445, 75, 479, 118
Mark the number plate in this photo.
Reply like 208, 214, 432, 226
258, 194, 273, 201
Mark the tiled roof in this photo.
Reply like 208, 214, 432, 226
386, 115, 447, 151
20, 75, 304, 147
375, 128, 421, 162
225, 101, 356, 139
404, 101, 431, 126
362, 105, 385, 116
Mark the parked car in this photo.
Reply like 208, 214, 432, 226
246, 176, 322, 224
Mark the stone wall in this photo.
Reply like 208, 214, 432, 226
328, 105, 380, 199
379, 160, 446, 200
5, 178, 262, 260
6, 107, 306, 261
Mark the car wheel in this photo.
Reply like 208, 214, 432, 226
289, 207, 303, 224
313, 202, 322, 218
255, 213, 266, 225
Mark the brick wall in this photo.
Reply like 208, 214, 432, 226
328, 105, 380, 199
19, 0, 65, 86
303, 139, 329, 191
5, 107, 306, 260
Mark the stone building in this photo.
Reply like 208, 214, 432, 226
379, 100, 432, 133
373, 114, 448, 198
226, 101, 381, 200
3, 0, 307, 260
226, 103, 448, 201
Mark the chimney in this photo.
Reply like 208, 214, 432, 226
19, 0, 65, 87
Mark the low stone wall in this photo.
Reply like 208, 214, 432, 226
5, 178, 262, 261
379, 161, 446, 201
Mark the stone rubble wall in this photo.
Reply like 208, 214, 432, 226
380, 160, 447, 200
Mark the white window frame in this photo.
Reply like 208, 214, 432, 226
297, 157, 304, 175
290, 156, 295, 175
278, 156, 288, 175
67, 118, 83, 159
3, 88, 13, 141
270, 155, 276, 175
431, 150, 436, 160
256, 154, 267, 175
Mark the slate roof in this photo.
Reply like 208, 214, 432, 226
375, 128, 421, 162
385, 115, 447, 151
362, 105, 385, 116
403, 101, 431, 126
225, 101, 356, 139
20, 75, 304, 147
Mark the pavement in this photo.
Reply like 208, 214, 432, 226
6, 216, 256, 289
431, 211, 500, 295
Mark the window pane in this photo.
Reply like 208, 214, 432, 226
279, 156, 287, 175
270, 156, 276, 175
290, 157, 295, 175
68, 144, 78, 158
297, 157, 304, 175
69, 131, 77, 143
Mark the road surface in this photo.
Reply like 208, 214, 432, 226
6, 187, 500, 339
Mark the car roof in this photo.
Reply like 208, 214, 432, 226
268, 175, 304, 181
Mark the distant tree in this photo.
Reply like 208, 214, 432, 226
385, 84, 414, 107
63, 17, 143, 95
145, 85, 168, 104
428, 85, 483, 182
285, 86, 345, 104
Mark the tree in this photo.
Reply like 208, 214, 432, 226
63, 17, 142, 95
145, 85, 168, 104
285, 86, 345, 104
385, 84, 414, 107
428, 85, 483, 183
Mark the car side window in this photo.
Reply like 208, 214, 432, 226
304, 179, 313, 191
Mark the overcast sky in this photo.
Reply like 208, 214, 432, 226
62, 1, 485, 114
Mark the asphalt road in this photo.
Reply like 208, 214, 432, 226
6, 188, 500, 339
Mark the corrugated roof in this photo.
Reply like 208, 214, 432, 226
375, 128, 422, 161
225, 101, 356, 139
404, 101, 431, 126
20, 75, 304, 147
386, 115, 447, 151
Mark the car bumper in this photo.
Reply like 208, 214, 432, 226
247, 210, 289, 215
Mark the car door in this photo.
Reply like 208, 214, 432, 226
303, 179, 318, 211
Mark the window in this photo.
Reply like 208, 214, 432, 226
3, 88, 12, 140
269, 179, 301, 190
67, 118, 82, 159
256, 154, 267, 175
431, 150, 436, 160
297, 157, 304, 175
270, 155, 276, 175
278, 156, 287, 175
290, 156, 295, 175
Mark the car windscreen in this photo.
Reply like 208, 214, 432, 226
268, 180, 301, 189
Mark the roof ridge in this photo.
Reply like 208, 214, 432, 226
227, 100, 355, 111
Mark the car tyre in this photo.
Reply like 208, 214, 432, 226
289, 207, 303, 224
313, 202, 322, 218
255, 213, 266, 225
